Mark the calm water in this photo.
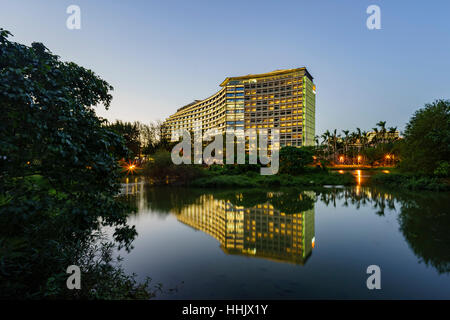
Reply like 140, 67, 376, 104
117, 177, 450, 299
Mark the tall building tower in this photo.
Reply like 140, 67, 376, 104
163, 67, 316, 147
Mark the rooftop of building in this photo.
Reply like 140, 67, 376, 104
220, 67, 313, 87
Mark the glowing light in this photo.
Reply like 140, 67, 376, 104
385, 154, 391, 159
356, 170, 362, 185
382, 170, 390, 174
339, 156, 344, 163
357, 155, 362, 163
338, 170, 344, 174
121, 160, 141, 175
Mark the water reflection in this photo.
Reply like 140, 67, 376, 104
176, 193, 315, 265
120, 179, 450, 275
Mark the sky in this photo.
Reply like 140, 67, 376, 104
1, 0, 449, 136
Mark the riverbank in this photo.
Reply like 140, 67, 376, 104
137, 166, 450, 191
191, 170, 354, 188
370, 172, 450, 191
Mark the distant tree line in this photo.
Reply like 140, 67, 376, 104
105, 120, 172, 159
316, 121, 401, 167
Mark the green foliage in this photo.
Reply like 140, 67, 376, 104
0, 29, 153, 299
279, 146, 314, 174
397, 193, 450, 273
361, 146, 385, 166
191, 171, 354, 188
143, 150, 204, 184
399, 99, 450, 175
434, 161, 450, 178
106, 120, 141, 158
371, 173, 449, 191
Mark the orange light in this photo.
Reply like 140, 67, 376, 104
356, 170, 362, 185
339, 156, 344, 163
382, 170, 390, 174
121, 160, 140, 175
385, 154, 391, 159
338, 170, 344, 174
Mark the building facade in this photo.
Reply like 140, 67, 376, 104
163, 67, 316, 147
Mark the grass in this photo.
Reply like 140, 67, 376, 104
190, 169, 355, 188
370, 172, 450, 191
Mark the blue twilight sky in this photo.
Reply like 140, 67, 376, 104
1, 0, 449, 135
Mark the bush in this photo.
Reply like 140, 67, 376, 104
143, 150, 204, 185
399, 99, 450, 175
279, 146, 314, 175
371, 173, 449, 191
0, 29, 154, 299
190, 171, 354, 188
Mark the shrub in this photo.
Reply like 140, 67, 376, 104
143, 150, 204, 184
279, 146, 314, 175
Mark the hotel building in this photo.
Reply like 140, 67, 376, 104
162, 67, 316, 147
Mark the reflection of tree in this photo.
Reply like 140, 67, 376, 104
212, 188, 315, 214
121, 182, 450, 275
320, 186, 450, 274
397, 194, 450, 274
121, 185, 204, 215
269, 191, 315, 214
318, 187, 397, 216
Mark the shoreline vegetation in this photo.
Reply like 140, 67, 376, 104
137, 148, 449, 191
1, 30, 158, 299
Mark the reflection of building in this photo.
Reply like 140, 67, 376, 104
176, 193, 315, 265
162, 67, 316, 147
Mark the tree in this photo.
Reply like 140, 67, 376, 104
399, 100, 450, 175
107, 120, 141, 158
0, 29, 151, 298
279, 146, 314, 174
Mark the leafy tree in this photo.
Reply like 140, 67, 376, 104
0, 29, 153, 298
107, 120, 141, 158
399, 100, 450, 175
143, 150, 204, 184
279, 146, 314, 175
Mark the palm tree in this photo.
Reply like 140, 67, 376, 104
314, 135, 320, 147
371, 127, 379, 146
388, 126, 398, 142
321, 130, 331, 159
376, 121, 387, 143
355, 127, 362, 155
332, 129, 338, 162
361, 130, 368, 150
342, 130, 350, 159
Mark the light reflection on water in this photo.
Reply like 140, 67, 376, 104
117, 177, 450, 299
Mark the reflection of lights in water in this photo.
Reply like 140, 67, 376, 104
356, 170, 362, 185
355, 184, 361, 196
382, 170, 390, 174
338, 170, 344, 174
312, 237, 315, 249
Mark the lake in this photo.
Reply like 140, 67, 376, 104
117, 176, 450, 299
